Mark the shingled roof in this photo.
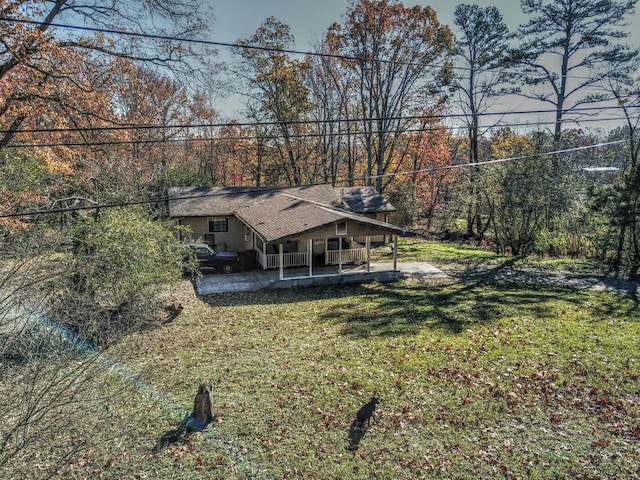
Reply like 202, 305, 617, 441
168, 186, 275, 217
339, 186, 396, 213
167, 185, 407, 242
234, 193, 407, 243
168, 185, 395, 217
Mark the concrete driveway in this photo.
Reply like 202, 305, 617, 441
194, 262, 448, 295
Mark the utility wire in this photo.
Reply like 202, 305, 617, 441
1, 104, 637, 136
0, 140, 624, 219
3, 115, 632, 149
0, 16, 598, 81
373, 140, 626, 179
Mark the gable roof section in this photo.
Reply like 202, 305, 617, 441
339, 186, 396, 213
234, 193, 408, 243
168, 186, 271, 217
168, 184, 395, 217
168, 185, 408, 243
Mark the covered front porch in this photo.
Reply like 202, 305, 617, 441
232, 191, 413, 281
253, 235, 401, 281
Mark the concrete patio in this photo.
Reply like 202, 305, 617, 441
194, 262, 448, 295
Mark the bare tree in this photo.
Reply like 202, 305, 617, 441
0, 230, 117, 480
305, 39, 360, 186
327, 0, 453, 193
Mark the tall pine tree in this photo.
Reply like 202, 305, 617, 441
453, 4, 512, 238
516, 0, 638, 147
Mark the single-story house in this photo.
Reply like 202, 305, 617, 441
168, 185, 412, 279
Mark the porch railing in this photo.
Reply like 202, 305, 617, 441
326, 247, 367, 265
256, 244, 367, 269
256, 248, 309, 269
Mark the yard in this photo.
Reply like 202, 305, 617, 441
58, 241, 640, 478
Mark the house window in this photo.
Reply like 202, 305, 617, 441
208, 217, 228, 233
336, 221, 347, 236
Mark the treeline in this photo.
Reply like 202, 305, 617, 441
0, 0, 639, 277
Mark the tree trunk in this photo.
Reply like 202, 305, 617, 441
152, 383, 216, 452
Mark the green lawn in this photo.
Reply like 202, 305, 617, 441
376, 237, 605, 275
58, 240, 638, 479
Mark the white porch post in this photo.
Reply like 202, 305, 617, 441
338, 238, 343, 274
366, 235, 371, 273
324, 238, 328, 265
393, 235, 398, 271
262, 242, 267, 270
308, 238, 313, 277
279, 243, 284, 280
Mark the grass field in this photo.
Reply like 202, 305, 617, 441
379, 238, 606, 275
57, 241, 640, 478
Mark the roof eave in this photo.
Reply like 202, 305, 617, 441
266, 221, 416, 244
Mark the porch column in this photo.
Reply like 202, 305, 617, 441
393, 235, 398, 272
279, 243, 284, 280
308, 238, 313, 277
324, 238, 328, 265
263, 242, 267, 270
366, 236, 371, 273
338, 238, 343, 274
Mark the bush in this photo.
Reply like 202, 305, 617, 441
52, 207, 185, 347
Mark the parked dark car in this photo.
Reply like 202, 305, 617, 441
184, 243, 242, 274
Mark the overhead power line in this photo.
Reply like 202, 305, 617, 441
1, 104, 637, 136
0, 16, 597, 80
2, 115, 632, 149
0, 140, 624, 220
373, 140, 626, 180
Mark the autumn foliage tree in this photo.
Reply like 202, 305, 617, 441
386, 121, 457, 232
0, 0, 216, 217
204, 122, 254, 187
234, 17, 312, 186
0, 0, 214, 143
327, 0, 453, 193
0, 3, 215, 473
109, 66, 200, 200
483, 129, 551, 256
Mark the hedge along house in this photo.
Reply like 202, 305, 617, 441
168, 185, 412, 280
